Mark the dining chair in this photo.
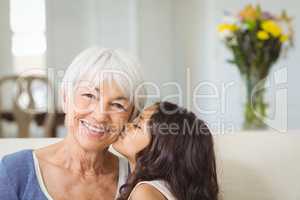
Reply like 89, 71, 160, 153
0, 75, 55, 138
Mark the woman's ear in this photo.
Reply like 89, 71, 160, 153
61, 90, 67, 113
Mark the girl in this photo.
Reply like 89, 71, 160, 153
113, 101, 219, 200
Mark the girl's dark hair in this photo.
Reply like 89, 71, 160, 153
117, 101, 219, 200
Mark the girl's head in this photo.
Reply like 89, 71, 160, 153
112, 103, 156, 161
114, 101, 219, 200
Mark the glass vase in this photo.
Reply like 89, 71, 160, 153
243, 74, 268, 130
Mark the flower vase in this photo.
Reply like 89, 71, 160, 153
243, 74, 268, 130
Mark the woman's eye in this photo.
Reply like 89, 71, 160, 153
82, 93, 95, 99
111, 103, 127, 111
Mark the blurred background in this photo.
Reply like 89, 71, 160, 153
0, 0, 299, 137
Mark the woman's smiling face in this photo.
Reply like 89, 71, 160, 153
112, 105, 157, 160
64, 78, 134, 151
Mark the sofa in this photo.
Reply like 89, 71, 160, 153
0, 131, 299, 200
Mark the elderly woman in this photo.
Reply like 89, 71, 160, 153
0, 47, 146, 200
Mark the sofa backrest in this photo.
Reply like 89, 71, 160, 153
214, 131, 300, 200
0, 131, 299, 200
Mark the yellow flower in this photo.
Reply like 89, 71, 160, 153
280, 34, 289, 43
257, 31, 270, 40
261, 20, 282, 37
218, 24, 239, 32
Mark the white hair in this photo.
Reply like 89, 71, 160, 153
60, 46, 147, 120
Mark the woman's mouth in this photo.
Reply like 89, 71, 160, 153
80, 119, 109, 138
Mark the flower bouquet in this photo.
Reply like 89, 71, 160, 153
218, 4, 294, 129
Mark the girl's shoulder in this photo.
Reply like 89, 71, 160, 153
129, 180, 176, 200
129, 182, 167, 200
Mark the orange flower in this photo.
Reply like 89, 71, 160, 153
239, 4, 260, 21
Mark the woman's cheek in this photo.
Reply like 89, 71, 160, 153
111, 115, 128, 132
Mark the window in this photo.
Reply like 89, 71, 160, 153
10, 0, 46, 74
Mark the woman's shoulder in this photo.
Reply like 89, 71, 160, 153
0, 150, 36, 199
1, 149, 33, 159
1, 149, 33, 170
1, 149, 35, 183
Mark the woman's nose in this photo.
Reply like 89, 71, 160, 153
93, 103, 110, 122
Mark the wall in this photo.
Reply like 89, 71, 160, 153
46, 0, 92, 70
46, 0, 176, 106
137, 0, 175, 104
173, 0, 207, 108
89, 0, 138, 55
0, 0, 12, 75
173, 0, 239, 133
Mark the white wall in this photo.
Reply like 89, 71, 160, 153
89, 0, 138, 55
0, 0, 12, 75
174, 0, 207, 108
173, 0, 241, 133
46, 0, 176, 106
137, 0, 175, 104
46, 0, 92, 69
46, 0, 137, 68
